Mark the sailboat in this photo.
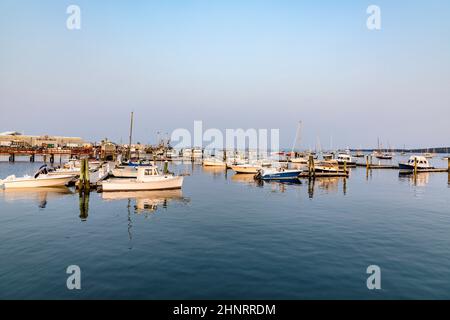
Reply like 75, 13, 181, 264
374, 138, 393, 160
290, 121, 308, 164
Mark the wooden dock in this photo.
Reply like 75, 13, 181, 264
298, 171, 349, 178
356, 163, 399, 169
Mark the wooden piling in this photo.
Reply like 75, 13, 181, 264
414, 157, 418, 176
308, 155, 314, 177
448, 158, 450, 172
163, 160, 169, 174
343, 160, 347, 174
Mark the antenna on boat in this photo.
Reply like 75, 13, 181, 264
128, 111, 134, 160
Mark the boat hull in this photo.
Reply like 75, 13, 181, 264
231, 165, 261, 174
101, 176, 183, 192
203, 160, 226, 167
398, 163, 433, 170
2, 176, 74, 189
260, 170, 302, 180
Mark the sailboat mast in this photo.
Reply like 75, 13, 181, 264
128, 111, 134, 160
291, 121, 302, 154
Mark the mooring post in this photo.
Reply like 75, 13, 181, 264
344, 160, 347, 175
163, 160, 169, 174
9, 153, 15, 162
83, 158, 90, 192
414, 157, 418, 176
308, 155, 314, 178
366, 155, 369, 169
448, 158, 450, 172
50, 154, 54, 164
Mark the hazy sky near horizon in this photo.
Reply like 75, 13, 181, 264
1, 0, 449, 149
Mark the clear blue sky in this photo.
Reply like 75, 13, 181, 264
1, 0, 449, 149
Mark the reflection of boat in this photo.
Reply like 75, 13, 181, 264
0, 165, 74, 189
399, 156, 434, 170
102, 189, 186, 212
101, 166, 183, 191
203, 157, 226, 167
256, 167, 303, 180
231, 173, 256, 183
1, 186, 73, 201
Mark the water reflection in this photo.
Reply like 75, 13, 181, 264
202, 166, 227, 179
306, 177, 346, 198
399, 172, 430, 187
102, 190, 189, 213
0, 187, 73, 208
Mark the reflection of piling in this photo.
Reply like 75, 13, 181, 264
79, 191, 89, 221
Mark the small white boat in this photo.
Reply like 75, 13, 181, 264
111, 166, 139, 178
336, 153, 356, 166
101, 166, 183, 192
203, 157, 226, 167
0, 165, 74, 189
290, 157, 308, 164
399, 156, 434, 170
47, 167, 80, 177
230, 164, 262, 174
314, 160, 340, 173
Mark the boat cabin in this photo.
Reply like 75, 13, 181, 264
407, 156, 430, 167
137, 166, 161, 181
337, 154, 352, 162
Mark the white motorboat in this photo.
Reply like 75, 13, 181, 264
230, 164, 262, 174
111, 166, 139, 178
101, 166, 183, 192
290, 157, 308, 164
0, 165, 74, 189
47, 167, 80, 177
399, 156, 434, 170
203, 157, 226, 167
314, 160, 341, 173
336, 153, 356, 166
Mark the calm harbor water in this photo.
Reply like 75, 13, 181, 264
0, 156, 449, 299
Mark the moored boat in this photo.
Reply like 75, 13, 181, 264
101, 166, 183, 192
0, 165, 74, 189
336, 153, 356, 167
203, 157, 226, 167
256, 167, 303, 180
399, 156, 434, 170
230, 164, 262, 174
